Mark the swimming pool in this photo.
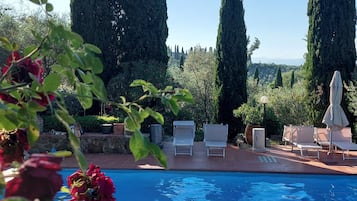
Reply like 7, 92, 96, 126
60, 169, 357, 201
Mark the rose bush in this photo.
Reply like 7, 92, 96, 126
0, 0, 192, 200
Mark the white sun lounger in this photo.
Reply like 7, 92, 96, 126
173, 121, 195, 156
203, 123, 228, 157
330, 128, 357, 160
291, 125, 322, 159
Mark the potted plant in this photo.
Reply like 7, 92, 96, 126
113, 122, 125, 135
101, 123, 113, 134
233, 103, 263, 145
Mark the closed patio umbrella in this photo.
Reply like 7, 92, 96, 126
322, 70, 349, 154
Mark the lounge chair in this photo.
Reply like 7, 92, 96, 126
291, 125, 322, 159
172, 121, 195, 156
282, 125, 299, 151
203, 123, 228, 157
282, 125, 292, 145
314, 127, 330, 147
329, 127, 357, 160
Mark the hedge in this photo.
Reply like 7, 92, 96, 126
42, 115, 120, 133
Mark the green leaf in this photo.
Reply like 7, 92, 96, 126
45, 3, 53, 12
27, 124, 40, 146
87, 55, 103, 74
51, 64, 66, 73
23, 45, 38, 56
76, 83, 93, 109
1, 111, 19, 130
55, 109, 75, 125
43, 73, 61, 92
124, 116, 139, 131
49, 150, 72, 157
55, 112, 88, 171
0, 36, 14, 50
145, 108, 164, 124
57, 53, 71, 67
61, 186, 70, 194
130, 80, 158, 94
11, 42, 19, 51
129, 130, 149, 160
84, 43, 102, 54
172, 89, 194, 103
149, 143, 167, 168
77, 70, 93, 83
68, 31, 84, 47
161, 98, 180, 115
91, 75, 107, 100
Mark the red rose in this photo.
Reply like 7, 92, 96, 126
5, 154, 63, 200
2, 51, 44, 84
33, 92, 56, 107
67, 171, 91, 200
0, 93, 18, 104
68, 164, 115, 201
0, 129, 30, 166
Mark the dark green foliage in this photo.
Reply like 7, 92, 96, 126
106, 60, 168, 102
274, 67, 283, 88
215, 0, 247, 138
305, 0, 356, 126
43, 115, 120, 132
253, 67, 259, 85
71, 0, 168, 85
290, 71, 295, 88
112, 0, 168, 64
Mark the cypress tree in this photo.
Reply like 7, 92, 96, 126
253, 67, 259, 85
274, 67, 283, 88
71, 0, 168, 83
71, 0, 115, 85
290, 70, 295, 88
305, 0, 356, 126
215, 0, 247, 138
179, 55, 184, 70
112, 0, 168, 64
71, 0, 169, 112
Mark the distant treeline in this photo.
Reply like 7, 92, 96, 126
248, 63, 301, 84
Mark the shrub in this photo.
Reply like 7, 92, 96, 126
42, 115, 120, 133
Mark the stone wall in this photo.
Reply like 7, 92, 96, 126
29, 133, 131, 154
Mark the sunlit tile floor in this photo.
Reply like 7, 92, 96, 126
61, 142, 357, 174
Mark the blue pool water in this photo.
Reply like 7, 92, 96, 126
59, 169, 357, 201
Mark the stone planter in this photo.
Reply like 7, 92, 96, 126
101, 124, 113, 134
113, 123, 125, 135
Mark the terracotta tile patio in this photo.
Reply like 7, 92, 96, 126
61, 141, 357, 174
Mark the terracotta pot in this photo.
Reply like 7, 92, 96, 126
113, 123, 124, 135
244, 124, 263, 145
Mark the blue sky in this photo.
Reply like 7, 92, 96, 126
4, 0, 309, 65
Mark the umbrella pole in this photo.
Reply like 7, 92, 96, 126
328, 127, 333, 155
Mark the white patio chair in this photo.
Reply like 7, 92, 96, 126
173, 121, 195, 156
203, 123, 228, 157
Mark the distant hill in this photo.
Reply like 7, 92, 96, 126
252, 57, 304, 66
248, 63, 301, 84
